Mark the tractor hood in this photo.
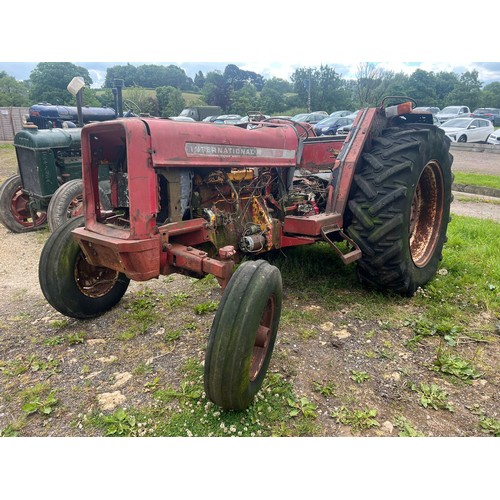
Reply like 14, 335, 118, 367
14, 127, 82, 150
144, 117, 299, 168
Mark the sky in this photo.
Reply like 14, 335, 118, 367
2, 2, 499, 88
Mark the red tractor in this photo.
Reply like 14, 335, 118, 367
38, 97, 453, 410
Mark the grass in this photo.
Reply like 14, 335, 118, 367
84, 360, 319, 437
453, 172, 500, 191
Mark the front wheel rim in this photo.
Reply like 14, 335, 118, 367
409, 160, 445, 268
249, 296, 276, 381
74, 253, 121, 298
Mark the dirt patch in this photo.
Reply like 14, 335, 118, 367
0, 145, 499, 437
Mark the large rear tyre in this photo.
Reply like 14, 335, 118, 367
204, 260, 282, 410
39, 216, 130, 319
47, 179, 110, 232
346, 124, 453, 296
0, 174, 47, 232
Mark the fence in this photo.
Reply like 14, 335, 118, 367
0, 107, 29, 141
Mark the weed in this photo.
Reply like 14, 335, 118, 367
288, 396, 318, 418
133, 362, 153, 376
144, 377, 161, 392
393, 416, 425, 437
102, 408, 138, 436
331, 406, 380, 432
0, 424, 20, 437
154, 379, 203, 402
404, 316, 461, 347
1, 355, 59, 376
21, 385, 58, 416
67, 332, 86, 345
412, 382, 454, 411
50, 319, 70, 329
433, 349, 482, 381
169, 292, 190, 307
163, 329, 182, 342
350, 370, 370, 384
44, 335, 65, 346
194, 300, 218, 315
478, 416, 500, 437
312, 380, 337, 397
192, 273, 219, 292
299, 328, 317, 340
118, 289, 161, 339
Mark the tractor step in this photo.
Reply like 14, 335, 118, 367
321, 224, 362, 264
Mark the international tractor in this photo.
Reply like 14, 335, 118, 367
38, 97, 453, 411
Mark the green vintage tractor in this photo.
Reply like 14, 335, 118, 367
0, 125, 110, 232
0, 79, 136, 233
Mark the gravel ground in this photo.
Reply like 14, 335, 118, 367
0, 143, 498, 440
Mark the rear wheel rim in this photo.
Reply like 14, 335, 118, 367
11, 189, 46, 227
409, 160, 444, 268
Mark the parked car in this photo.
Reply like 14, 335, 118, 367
439, 117, 494, 143
436, 106, 471, 123
291, 111, 329, 124
471, 108, 500, 126
236, 114, 270, 124
335, 110, 361, 135
213, 114, 242, 124
329, 110, 352, 118
486, 128, 500, 145
414, 106, 440, 115
169, 116, 196, 122
313, 116, 354, 136
202, 115, 220, 122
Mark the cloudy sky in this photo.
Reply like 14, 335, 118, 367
2, 3, 499, 88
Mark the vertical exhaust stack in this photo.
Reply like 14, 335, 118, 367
113, 79, 124, 118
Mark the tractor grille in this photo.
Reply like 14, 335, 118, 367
16, 147, 41, 194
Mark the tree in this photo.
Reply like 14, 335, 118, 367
223, 64, 265, 91
156, 86, 186, 117
434, 71, 459, 107
229, 83, 260, 115
104, 64, 138, 88
291, 65, 352, 112
194, 71, 205, 89
125, 64, 192, 90
445, 70, 482, 109
0, 72, 30, 106
354, 62, 395, 108
202, 71, 232, 111
29, 62, 93, 105
260, 78, 292, 114
480, 82, 500, 108
407, 69, 438, 106
124, 86, 158, 116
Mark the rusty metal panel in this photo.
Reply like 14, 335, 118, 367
147, 118, 299, 169
0, 107, 29, 141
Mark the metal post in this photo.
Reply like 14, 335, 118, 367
76, 89, 84, 127
308, 69, 311, 113
114, 79, 124, 118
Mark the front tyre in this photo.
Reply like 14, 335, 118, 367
204, 260, 282, 410
38, 216, 130, 318
346, 124, 453, 296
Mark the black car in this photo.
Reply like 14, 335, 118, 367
313, 116, 354, 136
471, 108, 500, 126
